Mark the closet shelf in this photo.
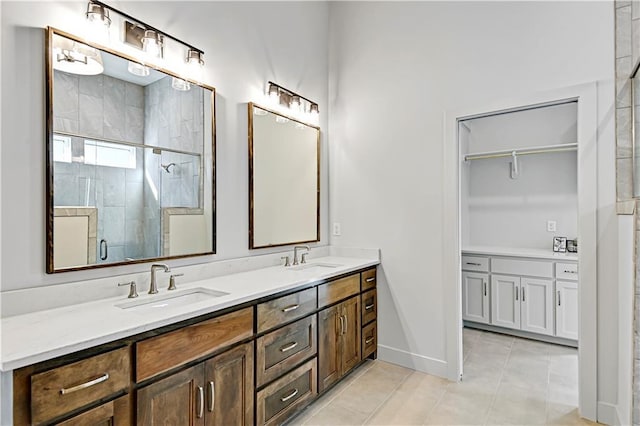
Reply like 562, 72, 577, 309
464, 143, 577, 162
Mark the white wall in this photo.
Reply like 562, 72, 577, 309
328, 0, 617, 414
0, 1, 329, 291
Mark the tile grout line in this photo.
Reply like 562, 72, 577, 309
360, 369, 414, 425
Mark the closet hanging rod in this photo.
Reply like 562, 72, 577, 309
464, 143, 577, 161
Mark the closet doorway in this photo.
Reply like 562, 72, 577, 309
443, 84, 598, 422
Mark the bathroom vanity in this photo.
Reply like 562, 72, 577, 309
2, 256, 378, 425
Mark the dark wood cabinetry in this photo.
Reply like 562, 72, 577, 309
57, 395, 131, 426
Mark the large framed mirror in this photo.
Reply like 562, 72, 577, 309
248, 103, 320, 249
46, 28, 215, 273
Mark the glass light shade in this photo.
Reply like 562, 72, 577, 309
275, 116, 289, 124
86, 2, 111, 43
53, 36, 104, 75
172, 77, 191, 91
127, 61, 150, 77
267, 84, 280, 103
253, 107, 268, 116
142, 30, 162, 58
289, 95, 302, 111
185, 49, 204, 81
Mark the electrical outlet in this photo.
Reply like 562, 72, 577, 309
547, 220, 557, 232
333, 222, 341, 236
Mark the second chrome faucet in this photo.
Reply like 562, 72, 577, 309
149, 263, 171, 294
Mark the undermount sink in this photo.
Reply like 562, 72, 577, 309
116, 287, 229, 311
289, 263, 342, 271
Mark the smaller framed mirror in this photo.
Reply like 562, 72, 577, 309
248, 103, 320, 249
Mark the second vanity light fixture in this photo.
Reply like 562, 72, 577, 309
82, 1, 205, 80
267, 81, 319, 121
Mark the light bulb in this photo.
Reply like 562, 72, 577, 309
289, 95, 301, 112
128, 61, 150, 77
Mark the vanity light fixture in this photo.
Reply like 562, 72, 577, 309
53, 36, 104, 75
127, 61, 150, 77
141, 29, 163, 58
172, 77, 191, 91
85, 1, 111, 42
266, 81, 319, 121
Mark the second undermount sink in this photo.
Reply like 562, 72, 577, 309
116, 287, 229, 311
289, 263, 342, 272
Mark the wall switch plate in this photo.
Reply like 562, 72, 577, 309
547, 220, 557, 232
332, 222, 341, 236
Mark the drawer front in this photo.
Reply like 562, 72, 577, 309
256, 315, 317, 387
361, 289, 377, 325
556, 262, 578, 281
136, 307, 253, 382
491, 257, 553, 278
362, 321, 377, 359
31, 347, 130, 425
461, 255, 489, 272
318, 274, 360, 308
257, 287, 317, 333
256, 358, 317, 426
361, 268, 377, 291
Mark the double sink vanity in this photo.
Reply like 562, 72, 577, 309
3, 253, 380, 425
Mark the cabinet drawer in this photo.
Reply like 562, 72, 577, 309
256, 315, 317, 387
362, 321, 377, 359
57, 394, 130, 426
361, 289, 377, 325
361, 268, 377, 291
491, 257, 553, 278
556, 263, 578, 281
461, 255, 489, 272
318, 274, 360, 308
30, 347, 130, 425
136, 307, 253, 382
257, 287, 317, 333
256, 358, 317, 426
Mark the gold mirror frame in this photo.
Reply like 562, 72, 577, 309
45, 27, 216, 273
248, 102, 320, 249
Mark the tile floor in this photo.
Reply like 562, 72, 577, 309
287, 327, 596, 425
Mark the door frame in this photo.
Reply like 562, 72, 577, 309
442, 83, 598, 421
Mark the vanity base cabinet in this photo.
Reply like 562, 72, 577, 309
57, 395, 131, 426
520, 277, 554, 336
462, 272, 490, 324
491, 274, 521, 330
556, 281, 578, 340
318, 296, 361, 393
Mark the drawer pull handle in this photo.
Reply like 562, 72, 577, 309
365, 337, 375, 345
365, 277, 375, 283
558, 291, 561, 306
483, 281, 487, 296
563, 270, 577, 274
522, 287, 525, 302
197, 386, 204, 418
280, 342, 299, 352
365, 303, 375, 310
282, 304, 300, 313
60, 373, 109, 395
343, 315, 348, 333
280, 388, 299, 402
339, 315, 345, 335
208, 381, 215, 412
466, 262, 481, 266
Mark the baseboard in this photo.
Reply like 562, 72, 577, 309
377, 344, 448, 378
464, 321, 578, 348
597, 401, 619, 425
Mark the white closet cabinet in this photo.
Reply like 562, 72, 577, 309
520, 278, 554, 336
462, 272, 490, 324
556, 281, 578, 340
490, 275, 520, 330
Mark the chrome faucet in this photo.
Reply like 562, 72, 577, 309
293, 245, 310, 266
149, 263, 171, 294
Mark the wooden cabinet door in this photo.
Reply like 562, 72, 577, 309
137, 364, 205, 426
520, 277, 554, 336
204, 342, 254, 426
340, 296, 361, 376
462, 272, 490, 324
57, 395, 131, 426
556, 281, 578, 340
491, 275, 521, 330
318, 305, 341, 392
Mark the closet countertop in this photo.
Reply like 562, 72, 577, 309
462, 246, 578, 261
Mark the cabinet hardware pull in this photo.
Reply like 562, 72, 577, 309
280, 342, 299, 352
564, 270, 577, 274
339, 315, 344, 335
197, 386, 204, 418
558, 291, 561, 306
208, 381, 215, 412
366, 277, 375, 283
365, 303, 375, 310
515, 289, 518, 301
282, 304, 299, 313
280, 388, 299, 402
60, 373, 109, 395
99, 239, 108, 261
344, 315, 348, 333
365, 337, 375, 345
466, 262, 481, 266
522, 287, 525, 302
483, 281, 487, 296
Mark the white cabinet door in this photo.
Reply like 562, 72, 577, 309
556, 281, 578, 340
491, 275, 520, 330
520, 277, 554, 336
462, 272, 489, 324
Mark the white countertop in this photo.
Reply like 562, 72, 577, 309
462, 246, 578, 262
0, 256, 379, 372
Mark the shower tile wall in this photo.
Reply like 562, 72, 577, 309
52, 70, 146, 262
